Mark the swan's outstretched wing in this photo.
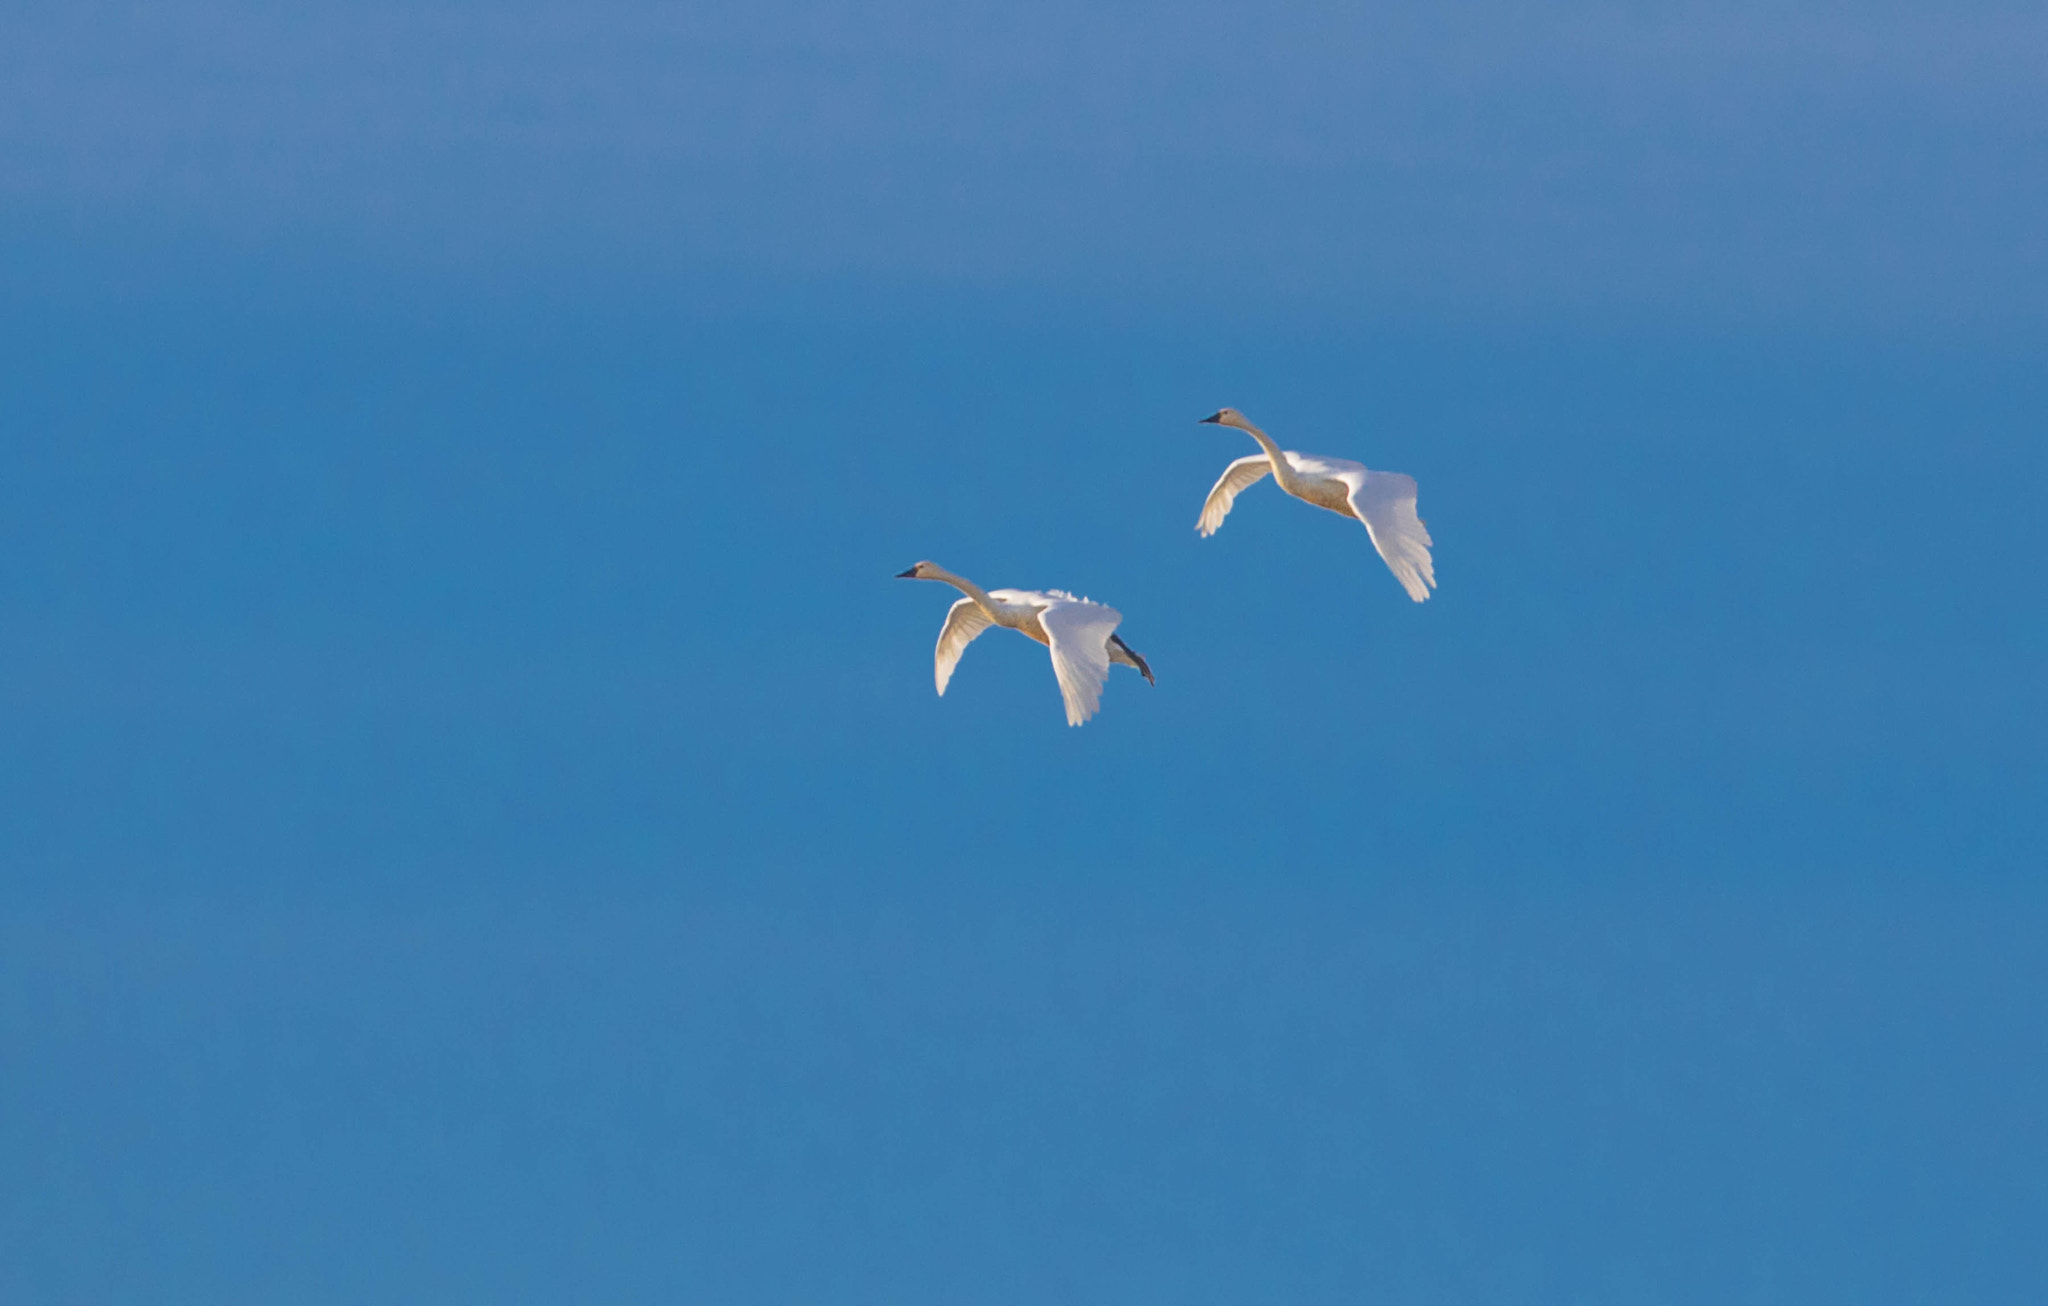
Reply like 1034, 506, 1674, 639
1197, 455, 1274, 537
1337, 468, 1436, 602
933, 597, 995, 695
1037, 599, 1123, 726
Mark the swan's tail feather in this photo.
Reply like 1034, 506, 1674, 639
1108, 634, 1155, 686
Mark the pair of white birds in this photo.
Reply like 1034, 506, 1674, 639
897, 408, 1437, 726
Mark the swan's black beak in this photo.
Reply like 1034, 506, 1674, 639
894, 566, 919, 578
1198, 411, 1224, 424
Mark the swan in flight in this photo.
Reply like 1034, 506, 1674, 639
895, 561, 1154, 726
1196, 408, 1436, 602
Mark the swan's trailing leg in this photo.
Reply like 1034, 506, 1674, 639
1108, 633, 1154, 685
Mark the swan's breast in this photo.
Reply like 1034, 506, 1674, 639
1014, 610, 1052, 646
1296, 475, 1358, 518
984, 590, 1055, 644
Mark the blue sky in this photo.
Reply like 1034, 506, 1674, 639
8, 1, 2046, 323
4, 3, 2046, 1302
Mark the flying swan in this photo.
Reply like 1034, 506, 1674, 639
895, 562, 1154, 726
1196, 407, 1436, 602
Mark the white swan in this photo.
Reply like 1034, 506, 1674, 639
895, 561, 1154, 726
1196, 407, 1436, 602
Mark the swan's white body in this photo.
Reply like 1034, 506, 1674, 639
897, 562, 1153, 726
1197, 408, 1436, 602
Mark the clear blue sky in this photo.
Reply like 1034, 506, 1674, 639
4, 3, 2045, 1302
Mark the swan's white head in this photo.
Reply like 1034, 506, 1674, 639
895, 561, 945, 580
1200, 407, 1252, 430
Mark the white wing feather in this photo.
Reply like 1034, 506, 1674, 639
933, 597, 995, 695
1196, 455, 1274, 537
1337, 468, 1435, 602
1037, 599, 1123, 727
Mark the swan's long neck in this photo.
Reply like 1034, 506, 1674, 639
929, 567, 1002, 617
1235, 420, 1300, 491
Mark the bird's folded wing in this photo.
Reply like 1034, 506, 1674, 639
1197, 455, 1274, 537
1037, 600, 1122, 726
934, 597, 995, 695
1339, 468, 1436, 602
